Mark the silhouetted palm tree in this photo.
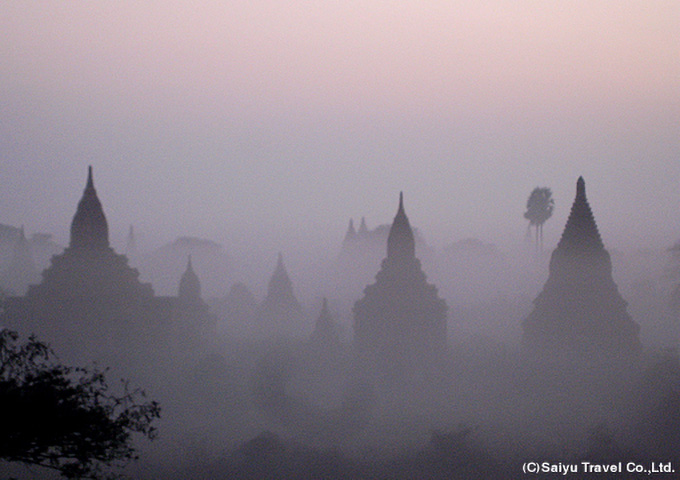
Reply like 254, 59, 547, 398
524, 187, 554, 250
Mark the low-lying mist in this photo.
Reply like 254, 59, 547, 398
1, 216, 679, 479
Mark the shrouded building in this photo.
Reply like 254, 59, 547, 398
172, 255, 216, 352
308, 297, 341, 349
0, 227, 40, 296
522, 177, 641, 355
255, 253, 304, 337
2, 167, 212, 366
353, 193, 447, 381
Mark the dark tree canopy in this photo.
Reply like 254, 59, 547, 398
524, 186, 554, 249
0, 329, 160, 479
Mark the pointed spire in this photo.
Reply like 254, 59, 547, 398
343, 219, 357, 244
2, 225, 39, 295
86, 165, 94, 191
268, 252, 294, 294
310, 296, 339, 345
387, 191, 415, 260
70, 166, 109, 250
358, 217, 369, 237
260, 252, 303, 328
576, 176, 585, 199
556, 177, 604, 252
315, 297, 332, 329
523, 177, 640, 354
179, 254, 201, 302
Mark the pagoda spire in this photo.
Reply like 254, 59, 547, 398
70, 166, 109, 249
314, 297, 334, 332
257, 252, 303, 336
309, 297, 340, 346
343, 219, 357, 244
275, 252, 285, 274
386, 191, 415, 260
179, 254, 201, 302
522, 176, 640, 354
353, 192, 447, 383
358, 217, 369, 237
268, 252, 294, 295
555, 176, 604, 253
86, 165, 94, 190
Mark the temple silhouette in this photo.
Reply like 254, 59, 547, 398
308, 297, 341, 350
255, 253, 305, 337
0, 227, 40, 296
522, 177, 641, 355
172, 255, 216, 352
2, 167, 214, 366
353, 193, 448, 381
211, 282, 258, 338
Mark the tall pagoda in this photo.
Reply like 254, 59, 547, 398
255, 253, 304, 337
353, 193, 447, 380
522, 177, 640, 354
2, 167, 213, 366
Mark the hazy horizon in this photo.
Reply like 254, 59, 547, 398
1, 2, 678, 256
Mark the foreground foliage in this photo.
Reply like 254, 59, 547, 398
0, 329, 160, 479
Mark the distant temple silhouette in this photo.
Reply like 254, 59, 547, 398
2, 167, 214, 365
0, 227, 40, 295
255, 253, 304, 337
211, 282, 258, 338
335, 208, 433, 318
172, 255, 216, 352
308, 297, 341, 349
353, 193, 447, 380
340, 214, 430, 258
522, 177, 640, 354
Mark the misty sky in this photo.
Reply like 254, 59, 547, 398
1, 1, 678, 255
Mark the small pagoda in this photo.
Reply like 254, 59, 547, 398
255, 253, 304, 337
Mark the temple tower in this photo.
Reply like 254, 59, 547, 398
309, 297, 340, 347
178, 255, 202, 304
522, 177, 640, 355
256, 253, 304, 337
0, 227, 40, 295
353, 193, 447, 380
70, 166, 109, 250
4, 168, 161, 365
173, 255, 214, 352
343, 219, 357, 245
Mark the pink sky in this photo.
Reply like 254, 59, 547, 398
1, 1, 678, 251
4, 2, 676, 109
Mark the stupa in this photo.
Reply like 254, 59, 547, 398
522, 177, 640, 354
353, 193, 447, 379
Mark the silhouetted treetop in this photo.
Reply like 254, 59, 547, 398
0, 329, 160, 479
524, 187, 554, 227
524, 186, 554, 250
